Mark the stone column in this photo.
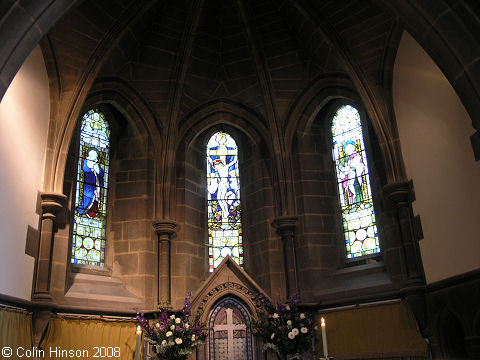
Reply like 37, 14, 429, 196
153, 220, 177, 305
32, 192, 66, 302
383, 181, 425, 287
272, 216, 298, 298
384, 181, 428, 336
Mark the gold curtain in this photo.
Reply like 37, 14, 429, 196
41, 315, 141, 360
316, 301, 428, 359
0, 307, 33, 358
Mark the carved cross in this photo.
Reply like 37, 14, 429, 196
213, 308, 246, 360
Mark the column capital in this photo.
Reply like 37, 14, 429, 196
383, 181, 414, 207
153, 220, 177, 238
40, 192, 67, 220
272, 216, 298, 235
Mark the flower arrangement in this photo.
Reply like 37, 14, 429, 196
254, 293, 313, 360
136, 293, 206, 360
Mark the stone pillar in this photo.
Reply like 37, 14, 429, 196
153, 220, 177, 305
32, 192, 66, 302
384, 182, 427, 334
272, 216, 298, 298
383, 181, 425, 287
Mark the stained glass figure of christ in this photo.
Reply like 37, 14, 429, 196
207, 131, 243, 271
72, 110, 110, 266
331, 105, 380, 258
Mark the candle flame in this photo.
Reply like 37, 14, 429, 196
321, 317, 326, 326
137, 325, 141, 332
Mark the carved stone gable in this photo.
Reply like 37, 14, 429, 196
190, 256, 268, 323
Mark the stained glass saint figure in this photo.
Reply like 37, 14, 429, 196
206, 131, 243, 271
72, 110, 110, 266
331, 105, 380, 258
77, 149, 104, 218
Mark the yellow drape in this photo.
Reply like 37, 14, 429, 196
41, 315, 141, 360
316, 301, 428, 359
0, 307, 33, 359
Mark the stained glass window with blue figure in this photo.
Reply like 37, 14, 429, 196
331, 105, 380, 258
72, 110, 110, 266
206, 131, 243, 271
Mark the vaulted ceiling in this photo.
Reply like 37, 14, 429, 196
43, 0, 398, 132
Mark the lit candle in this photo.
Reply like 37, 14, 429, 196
321, 317, 328, 358
136, 325, 142, 360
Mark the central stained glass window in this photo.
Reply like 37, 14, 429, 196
331, 105, 380, 258
206, 131, 243, 271
71, 110, 110, 266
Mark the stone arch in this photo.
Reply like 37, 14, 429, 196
174, 111, 277, 300
197, 282, 259, 325
439, 309, 468, 359
379, 0, 480, 152
0, 1, 80, 102
87, 79, 162, 147
177, 99, 270, 155
285, 75, 395, 184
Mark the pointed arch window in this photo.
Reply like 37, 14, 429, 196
206, 131, 243, 271
71, 110, 110, 266
208, 297, 254, 359
331, 105, 380, 258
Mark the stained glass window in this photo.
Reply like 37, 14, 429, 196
331, 105, 380, 258
207, 131, 243, 271
71, 110, 110, 266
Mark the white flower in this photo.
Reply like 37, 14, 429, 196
270, 333, 275, 340
175, 317, 181, 324
292, 328, 299, 336
191, 334, 196, 341
170, 325, 175, 330
170, 315, 175, 319
285, 305, 290, 310
288, 332, 295, 339
161, 340, 167, 346
299, 313, 305, 319
301, 327, 308, 334
166, 331, 173, 337
287, 320, 292, 326
156, 323, 161, 328
272, 313, 279, 319
168, 340, 174, 346
185, 323, 190, 329
175, 338, 182, 345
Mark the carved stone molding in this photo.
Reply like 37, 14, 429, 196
272, 215, 298, 235
153, 220, 177, 239
384, 181, 413, 208
196, 281, 260, 315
